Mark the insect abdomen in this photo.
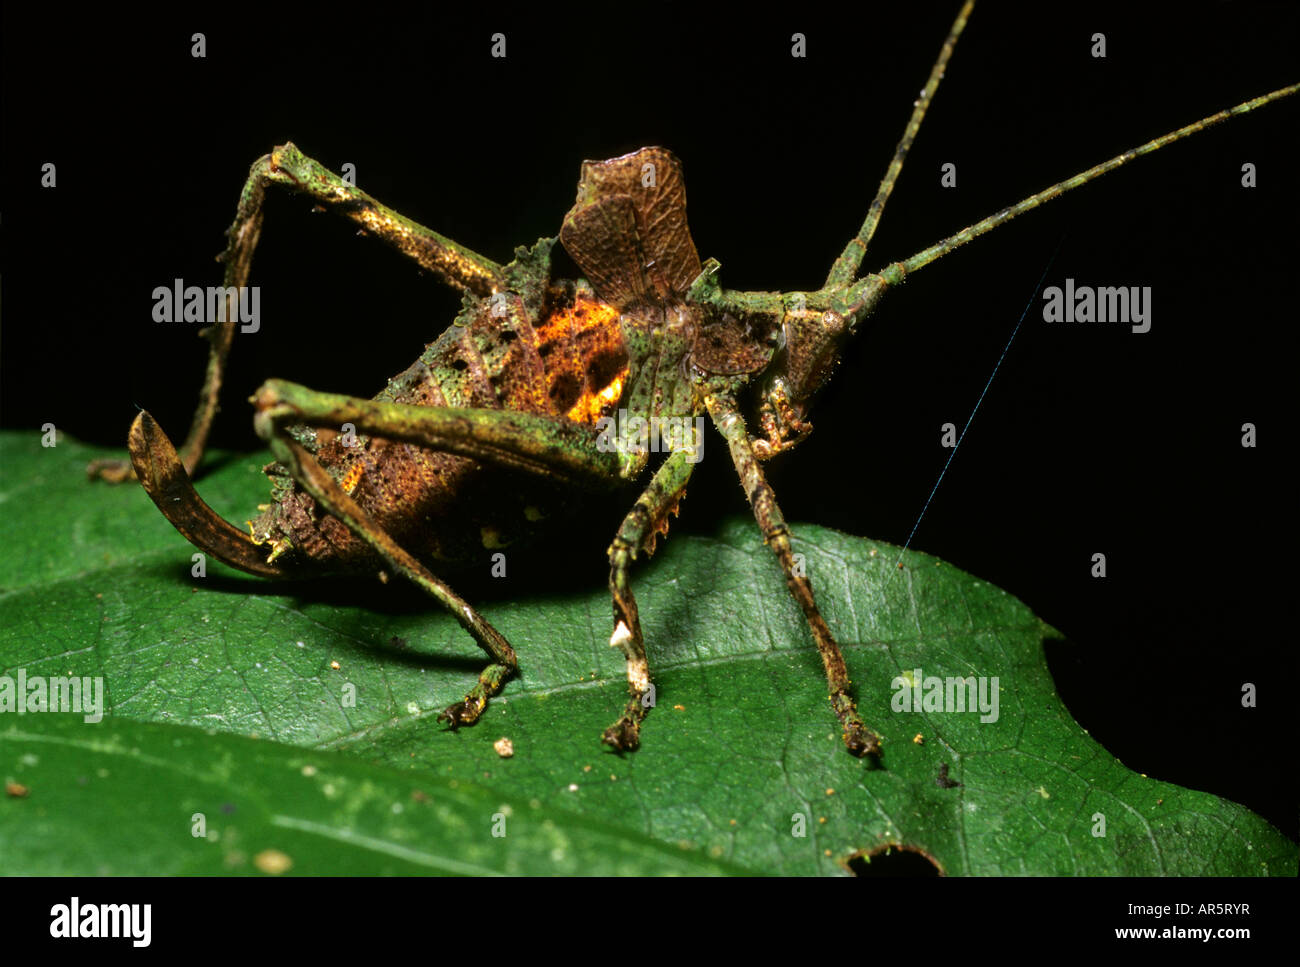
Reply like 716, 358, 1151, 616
257, 277, 630, 570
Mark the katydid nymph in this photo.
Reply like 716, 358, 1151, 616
89, 1, 1297, 759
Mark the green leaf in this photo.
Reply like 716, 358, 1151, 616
1, 431, 1294, 876
0, 716, 744, 875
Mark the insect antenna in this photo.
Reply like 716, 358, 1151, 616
824, 1, 974, 289
876, 82, 1299, 287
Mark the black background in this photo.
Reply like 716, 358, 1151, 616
3, 2, 1296, 842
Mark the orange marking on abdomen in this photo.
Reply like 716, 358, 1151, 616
340, 462, 364, 495
536, 292, 629, 424
566, 372, 626, 424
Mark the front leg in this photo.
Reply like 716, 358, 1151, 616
753, 379, 814, 460
602, 448, 696, 752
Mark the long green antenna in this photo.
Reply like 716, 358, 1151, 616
878, 82, 1299, 287
824, 0, 974, 289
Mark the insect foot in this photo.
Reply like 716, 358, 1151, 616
601, 617, 650, 754
601, 717, 641, 753
835, 694, 882, 759
437, 698, 485, 730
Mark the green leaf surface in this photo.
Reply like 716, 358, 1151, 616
1, 431, 1294, 875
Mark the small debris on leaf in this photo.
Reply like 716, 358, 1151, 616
254, 849, 293, 875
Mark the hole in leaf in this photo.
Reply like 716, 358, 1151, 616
845, 844, 943, 877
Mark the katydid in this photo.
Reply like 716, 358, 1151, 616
89, 1, 1297, 758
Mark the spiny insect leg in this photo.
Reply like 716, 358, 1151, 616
89, 141, 509, 484
260, 418, 518, 730
231, 143, 508, 296
706, 394, 881, 758
251, 379, 623, 486
251, 379, 632, 730
602, 448, 696, 752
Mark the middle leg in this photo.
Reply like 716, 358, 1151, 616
706, 393, 880, 757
